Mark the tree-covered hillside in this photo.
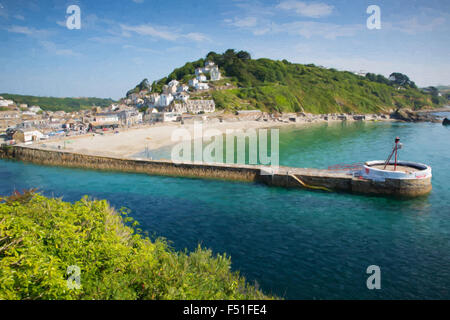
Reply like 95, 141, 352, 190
143, 49, 446, 114
0, 93, 115, 112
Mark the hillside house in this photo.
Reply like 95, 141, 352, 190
29, 106, 42, 113
189, 78, 199, 87
147, 93, 161, 107
174, 92, 190, 103
0, 99, 14, 107
196, 74, 207, 82
159, 94, 174, 107
210, 65, 221, 81
195, 68, 204, 76
177, 84, 189, 93
195, 83, 209, 91
204, 60, 215, 69
168, 79, 179, 92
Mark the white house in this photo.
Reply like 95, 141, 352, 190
13, 129, 45, 144
195, 83, 209, 90
189, 78, 199, 87
174, 92, 190, 103
29, 106, 42, 113
195, 68, 203, 76
22, 111, 37, 116
168, 79, 179, 87
168, 80, 179, 94
118, 110, 143, 126
0, 99, 14, 107
144, 107, 158, 122
196, 74, 207, 82
210, 66, 221, 81
94, 112, 119, 124
150, 112, 181, 123
177, 84, 189, 93
171, 100, 215, 114
147, 93, 161, 107
159, 93, 174, 107
205, 61, 215, 68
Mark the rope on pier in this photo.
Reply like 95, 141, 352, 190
289, 174, 332, 192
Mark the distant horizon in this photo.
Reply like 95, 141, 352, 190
1, 0, 449, 100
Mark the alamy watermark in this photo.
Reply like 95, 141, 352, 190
367, 5, 381, 30
66, 5, 81, 30
366, 265, 381, 290
67, 265, 81, 290
170, 122, 279, 175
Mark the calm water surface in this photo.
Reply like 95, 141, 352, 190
1, 120, 449, 299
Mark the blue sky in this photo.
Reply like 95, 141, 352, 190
0, 0, 449, 99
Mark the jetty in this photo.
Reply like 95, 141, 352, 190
0, 145, 432, 197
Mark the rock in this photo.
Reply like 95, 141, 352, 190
390, 108, 442, 123
443, 118, 450, 126
390, 108, 421, 122
390, 108, 412, 121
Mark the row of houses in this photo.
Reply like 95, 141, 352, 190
125, 60, 221, 114
0, 97, 148, 144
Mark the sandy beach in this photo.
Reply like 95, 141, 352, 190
32, 108, 402, 158
37, 119, 290, 158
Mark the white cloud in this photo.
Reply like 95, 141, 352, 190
132, 0, 144, 3
120, 24, 179, 41
277, 1, 334, 18
6, 25, 51, 38
122, 44, 159, 53
225, 16, 258, 28
273, 21, 361, 39
185, 32, 210, 42
40, 41, 81, 57
7, 25, 34, 35
120, 23, 209, 42
227, 19, 361, 39
387, 17, 446, 35
225, 1, 354, 38
14, 14, 25, 21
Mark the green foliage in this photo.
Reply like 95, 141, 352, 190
0, 94, 115, 113
0, 192, 273, 300
126, 79, 152, 97
389, 72, 417, 89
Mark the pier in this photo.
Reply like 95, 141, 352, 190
0, 145, 432, 197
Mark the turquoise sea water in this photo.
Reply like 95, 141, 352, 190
1, 120, 449, 299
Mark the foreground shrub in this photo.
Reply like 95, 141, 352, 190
0, 192, 272, 300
